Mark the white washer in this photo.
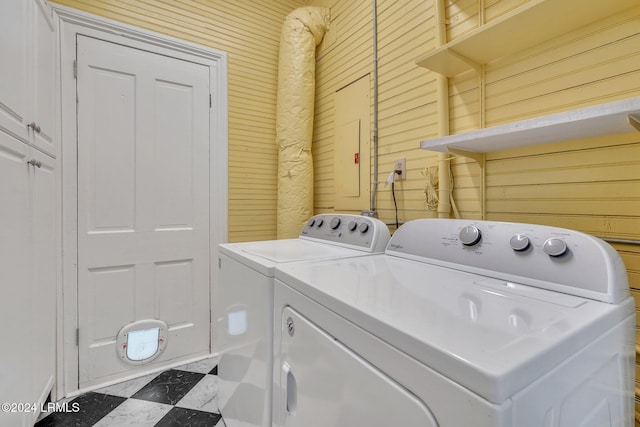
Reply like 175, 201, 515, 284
273, 219, 635, 427
216, 213, 390, 427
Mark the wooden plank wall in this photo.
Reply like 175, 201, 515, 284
311, 0, 442, 222
310, 0, 640, 419
50, 0, 307, 243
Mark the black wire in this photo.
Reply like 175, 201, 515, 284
391, 181, 399, 230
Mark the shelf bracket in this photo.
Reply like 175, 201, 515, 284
628, 114, 640, 132
447, 147, 485, 165
448, 49, 482, 74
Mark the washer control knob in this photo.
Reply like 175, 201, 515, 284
316, 218, 324, 227
543, 238, 568, 257
307, 218, 316, 227
358, 222, 369, 234
348, 220, 358, 231
510, 234, 530, 252
459, 225, 481, 246
330, 217, 341, 229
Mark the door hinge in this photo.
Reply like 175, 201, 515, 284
73, 59, 77, 78
209, 93, 212, 108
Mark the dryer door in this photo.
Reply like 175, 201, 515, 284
276, 307, 438, 427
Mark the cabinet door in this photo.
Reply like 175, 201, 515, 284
0, 132, 33, 427
0, 0, 29, 143
30, 149, 56, 404
31, 0, 57, 157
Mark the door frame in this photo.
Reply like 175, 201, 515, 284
53, 4, 228, 398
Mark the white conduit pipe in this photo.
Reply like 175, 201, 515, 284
276, 7, 330, 239
435, 0, 452, 219
370, 0, 379, 215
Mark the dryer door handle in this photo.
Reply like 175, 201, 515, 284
283, 362, 297, 415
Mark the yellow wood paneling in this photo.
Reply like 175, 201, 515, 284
311, 0, 374, 212
51, 0, 306, 243
447, 0, 479, 40
311, 0, 439, 221
309, 0, 640, 411
484, 0, 529, 22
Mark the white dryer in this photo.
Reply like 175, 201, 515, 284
216, 213, 390, 427
273, 219, 635, 427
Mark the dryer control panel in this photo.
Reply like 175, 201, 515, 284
300, 214, 390, 253
386, 219, 629, 304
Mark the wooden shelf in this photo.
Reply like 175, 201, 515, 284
416, 0, 640, 76
419, 97, 640, 156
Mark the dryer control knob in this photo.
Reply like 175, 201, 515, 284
459, 225, 482, 246
330, 217, 341, 229
543, 238, 567, 257
307, 218, 316, 227
510, 234, 530, 251
348, 220, 358, 231
359, 222, 369, 234
316, 218, 324, 227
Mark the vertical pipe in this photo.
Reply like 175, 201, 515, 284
478, 0, 487, 220
435, 0, 452, 219
479, 64, 486, 219
276, 7, 330, 238
369, 0, 379, 214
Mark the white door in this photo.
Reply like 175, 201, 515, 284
76, 35, 211, 388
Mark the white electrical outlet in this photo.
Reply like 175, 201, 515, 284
394, 158, 406, 180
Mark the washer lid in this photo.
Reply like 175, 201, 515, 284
275, 255, 635, 404
219, 239, 372, 276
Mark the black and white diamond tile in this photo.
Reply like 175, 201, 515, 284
36, 356, 224, 427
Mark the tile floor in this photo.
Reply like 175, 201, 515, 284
36, 356, 225, 427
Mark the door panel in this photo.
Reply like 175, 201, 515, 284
0, 0, 28, 143
31, 148, 56, 401
31, 0, 56, 156
0, 133, 31, 427
153, 80, 195, 228
334, 75, 370, 211
86, 67, 136, 232
77, 35, 210, 387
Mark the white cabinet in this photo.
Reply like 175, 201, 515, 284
0, 0, 57, 158
0, 1, 57, 425
0, 134, 56, 427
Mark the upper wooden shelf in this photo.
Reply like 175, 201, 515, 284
419, 97, 640, 155
416, 0, 640, 76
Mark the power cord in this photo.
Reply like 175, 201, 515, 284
391, 169, 402, 230
391, 182, 399, 230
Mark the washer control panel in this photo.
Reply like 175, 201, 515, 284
386, 219, 629, 303
300, 214, 390, 253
